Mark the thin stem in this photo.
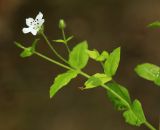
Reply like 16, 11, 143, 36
35, 51, 72, 70
144, 121, 157, 130
15, 42, 72, 71
79, 71, 90, 78
65, 43, 71, 53
62, 29, 71, 53
41, 32, 68, 64
62, 29, 66, 42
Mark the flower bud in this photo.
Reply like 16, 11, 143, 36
59, 19, 66, 29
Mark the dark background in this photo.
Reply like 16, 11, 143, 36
0, 0, 160, 130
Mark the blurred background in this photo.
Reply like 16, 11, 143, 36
0, 0, 160, 130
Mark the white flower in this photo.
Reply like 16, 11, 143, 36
22, 12, 45, 35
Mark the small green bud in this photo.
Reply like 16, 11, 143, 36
59, 19, 66, 29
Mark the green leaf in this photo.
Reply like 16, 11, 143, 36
66, 36, 74, 42
50, 70, 78, 98
87, 49, 100, 60
87, 49, 109, 62
135, 63, 160, 86
53, 39, 65, 43
17, 39, 39, 58
104, 47, 121, 77
84, 73, 112, 89
69, 41, 89, 69
148, 21, 160, 28
54, 36, 74, 44
96, 51, 109, 61
20, 47, 33, 57
123, 99, 146, 126
106, 83, 131, 111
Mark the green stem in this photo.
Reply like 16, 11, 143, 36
62, 29, 71, 53
64, 43, 71, 54
62, 29, 66, 42
35, 51, 72, 70
144, 121, 157, 130
16, 43, 157, 130
41, 32, 68, 64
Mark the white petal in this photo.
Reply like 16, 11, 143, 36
35, 12, 43, 21
26, 18, 34, 26
30, 28, 37, 35
22, 27, 31, 34
37, 19, 45, 26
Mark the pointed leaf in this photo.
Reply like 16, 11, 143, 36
53, 39, 65, 43
50, 70, 78, 98
84, 73, 112, 89
123, 100, 146, 126
69, 41, 89, 69
66, 36, 74, 42
104, 47, 121, 77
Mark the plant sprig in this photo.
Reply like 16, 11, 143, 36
15, 12, 157, 130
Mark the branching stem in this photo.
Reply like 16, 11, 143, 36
61, 29, 71, 53
41, 32, 68, 64
16, 43, 157, 130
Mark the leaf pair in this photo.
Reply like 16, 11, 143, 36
135, 63, 160, 86
87, 49, 109, 62
50, 41, 89, 98
106, 83, 146, 126
88, 47, 121, 77
84, 47, 120, 89
15, 39, 39, 58
54, 36, 74, 44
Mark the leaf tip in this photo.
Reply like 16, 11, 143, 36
78, 86, 85, 91
49, 90, 54, 99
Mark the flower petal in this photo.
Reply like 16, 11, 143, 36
26, 18, 34, 26
37, 19, 45, 26
35, 12, 43, 21
22, 27, 31, 34
30, 28, 37, 35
